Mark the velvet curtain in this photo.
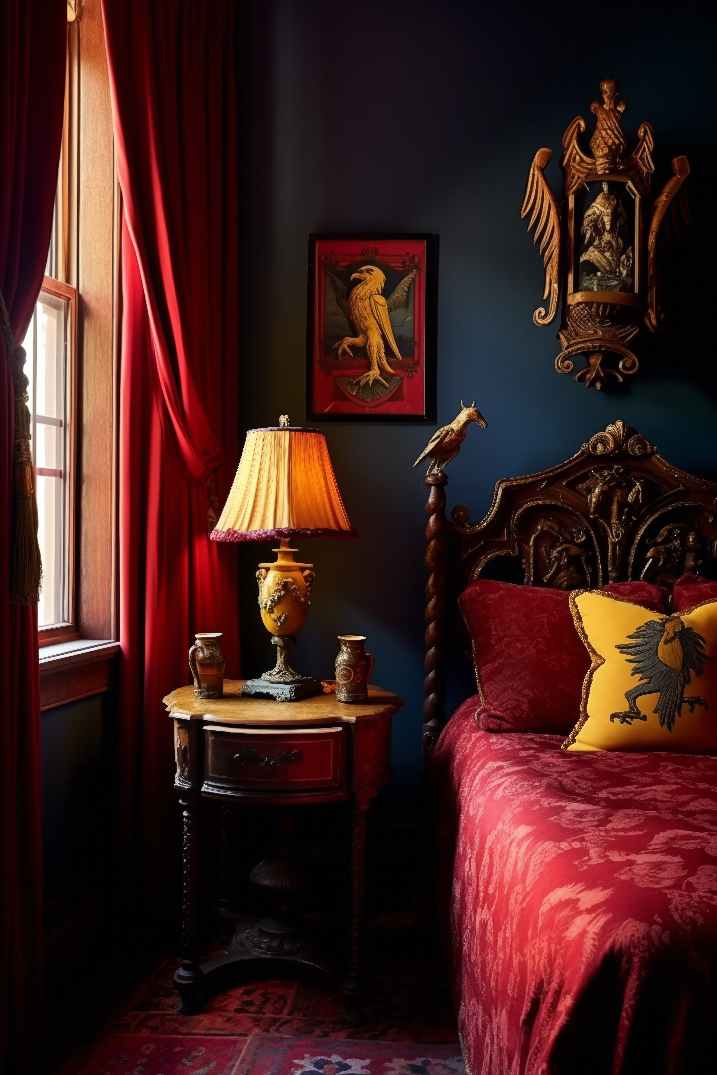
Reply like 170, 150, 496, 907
0, 2, 66, 1069
101, 0, 241, 909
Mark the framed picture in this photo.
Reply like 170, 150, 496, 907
307, 234, 437, 421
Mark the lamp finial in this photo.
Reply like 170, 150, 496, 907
279, 414, 289, 428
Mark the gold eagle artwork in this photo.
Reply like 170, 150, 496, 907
328, 265, 416, 391
611, 615, 708, 731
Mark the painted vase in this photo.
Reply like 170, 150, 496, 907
189, 632, 225, 698
335, 634, 373, 704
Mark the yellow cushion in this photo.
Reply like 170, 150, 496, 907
564, 590, 717, 753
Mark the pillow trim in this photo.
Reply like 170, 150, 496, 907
562, 590, 717, 752
459, 601, 486, 704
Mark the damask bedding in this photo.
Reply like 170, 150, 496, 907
433, 697, 717, 1075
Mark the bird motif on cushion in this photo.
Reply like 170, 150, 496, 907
611, 615, 709, 731
413, 402, 488, 475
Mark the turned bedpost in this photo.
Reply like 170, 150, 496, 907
424, 471, 449, 755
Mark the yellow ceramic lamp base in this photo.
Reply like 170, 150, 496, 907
257, 545, 314, 637
242, 541, 321, 702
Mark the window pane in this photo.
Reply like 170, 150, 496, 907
36, 421, 63, 471
45, 200, 59, 279
24, 317, 35, 416
21, 284, 73, 631
36, 474, 65, 628
35, 292, 66, 420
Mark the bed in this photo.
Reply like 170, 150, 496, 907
421, 420, 717, 1075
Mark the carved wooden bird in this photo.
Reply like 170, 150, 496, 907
413, 402, 487, 475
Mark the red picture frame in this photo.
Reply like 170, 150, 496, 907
307, 234, 437, 421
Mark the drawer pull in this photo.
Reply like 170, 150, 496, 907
232, 747, 303, 768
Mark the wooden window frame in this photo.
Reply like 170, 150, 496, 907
39, 0, 119, 707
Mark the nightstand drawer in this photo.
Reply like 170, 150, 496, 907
204, 726, 346, 792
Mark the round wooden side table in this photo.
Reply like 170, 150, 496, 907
164, 679, 402, 1013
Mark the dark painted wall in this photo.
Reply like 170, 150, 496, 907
239, 1, 717, 782
42, 696, 113, 986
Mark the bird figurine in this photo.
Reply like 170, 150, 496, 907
413, 401, 488, 475
611, 615, 708, 731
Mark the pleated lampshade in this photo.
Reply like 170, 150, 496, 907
210, 421, 354, 542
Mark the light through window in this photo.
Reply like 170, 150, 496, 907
23, 280, 77, 632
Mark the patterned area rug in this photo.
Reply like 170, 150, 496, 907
69, 1032, 465, 1075
65, 1034, 241, 1074
105, 954, 456, 1042
59, 941, 460, 1074
237, 1033, 465, 1075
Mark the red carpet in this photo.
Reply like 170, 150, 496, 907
59, 943, 459, 1074
68, 1032, 465, 1075
104, 954, 456, 1041
65, 1034, 241, 1074
237, 1033, 465, 1074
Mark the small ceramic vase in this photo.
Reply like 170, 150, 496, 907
335, 634, 373, 703
189, 632, 225, 698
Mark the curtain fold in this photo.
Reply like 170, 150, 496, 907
102, 0, 241, 910
0, 2, 66, 1070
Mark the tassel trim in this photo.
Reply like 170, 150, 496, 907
1, 290, 42, 604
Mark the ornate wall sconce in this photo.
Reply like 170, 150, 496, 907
522, 80, 689, 390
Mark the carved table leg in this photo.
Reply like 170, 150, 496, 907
344, 798, 368, 997
175, 793, 204, 1013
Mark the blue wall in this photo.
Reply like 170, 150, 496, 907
42, 695, 113, 986
238, 0, 717, 782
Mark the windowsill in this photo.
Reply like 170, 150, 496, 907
39, 639, 120, 711
40, 637, 120, 668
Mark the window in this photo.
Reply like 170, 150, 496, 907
34, 0, 118, 671
27, 15, 80, 643
24, 279, 78, 635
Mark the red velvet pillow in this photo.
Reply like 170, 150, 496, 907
459, 579, 668, 734
673, 573, 717, 610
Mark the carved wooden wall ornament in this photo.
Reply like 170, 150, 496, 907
420, 420, 717, 752
522, 80, 689, 390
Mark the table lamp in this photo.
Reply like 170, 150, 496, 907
210, 416, 354, 701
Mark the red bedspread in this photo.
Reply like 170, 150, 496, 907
432, 698, 717, 1075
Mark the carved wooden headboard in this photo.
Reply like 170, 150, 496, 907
422, 420, 717, 753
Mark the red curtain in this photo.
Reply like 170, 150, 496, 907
0, 2, 66, 1069
101, 0, 241, 908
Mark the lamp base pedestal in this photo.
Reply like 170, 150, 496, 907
241, 635, 322, 703
241, 675, 321, 703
